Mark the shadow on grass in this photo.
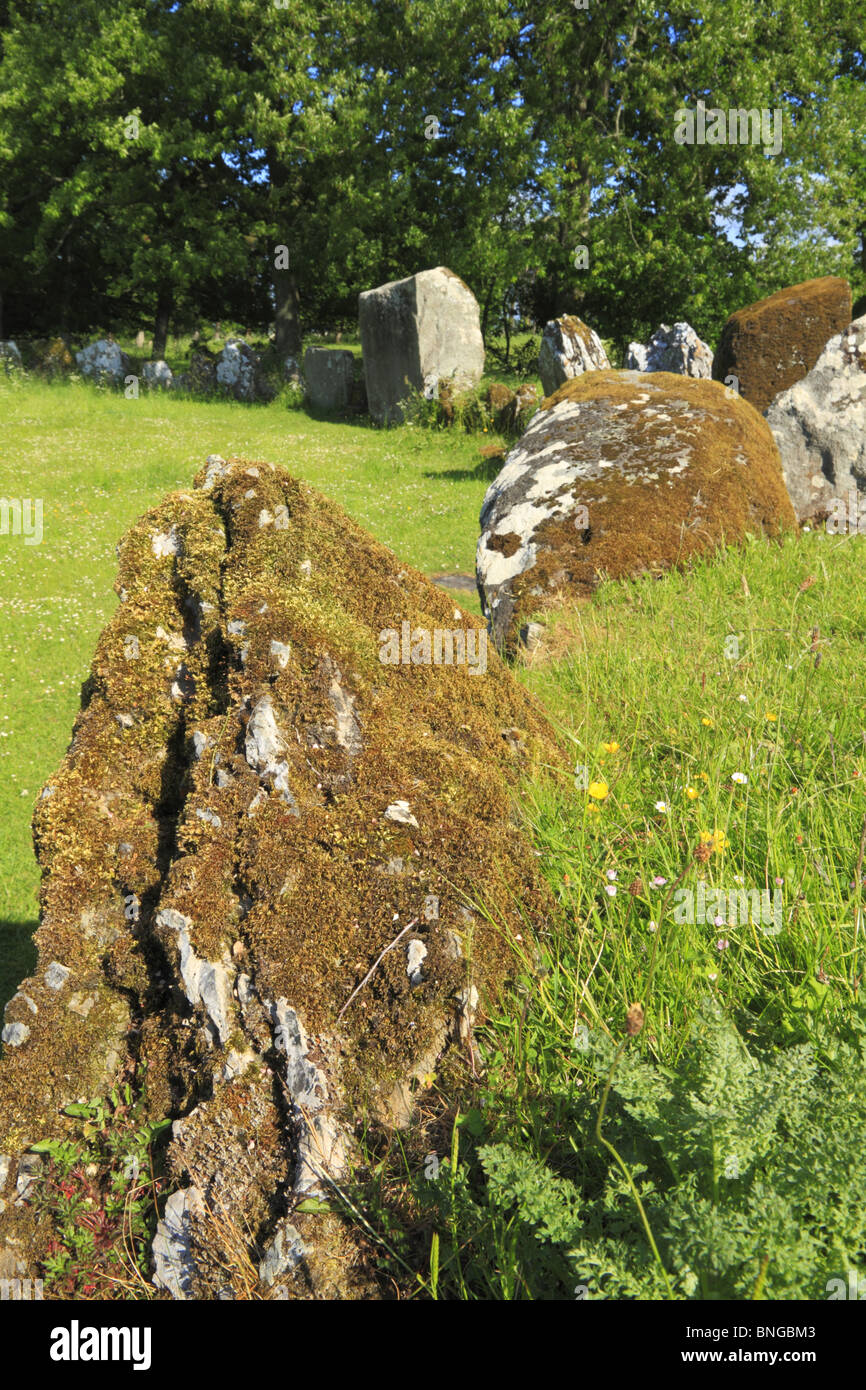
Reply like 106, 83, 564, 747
0, 920, 38, 1016
422, 462, 502, 483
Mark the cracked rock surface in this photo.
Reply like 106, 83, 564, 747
765, 314, 866, 522
0, 456, 561, 1297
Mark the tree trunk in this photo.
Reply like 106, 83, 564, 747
273, 267, 301, 358
152, 285, 173, 359
502, 293, 512, 367
480, 280, 496, 345
267, 146, 302, 359
58, 244, 72, 340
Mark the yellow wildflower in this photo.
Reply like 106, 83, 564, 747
699, 828, 729, 854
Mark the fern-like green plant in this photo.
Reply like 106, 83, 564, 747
421, 1002, 866, 1299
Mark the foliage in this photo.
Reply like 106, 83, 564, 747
410, 1003, 866, 1299
28, 1071, 171, 1298
1, 3, 863, 343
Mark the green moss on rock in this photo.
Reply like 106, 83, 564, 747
0, 455, 564, 1299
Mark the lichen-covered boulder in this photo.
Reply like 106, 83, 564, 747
765, 315, 866, 521
359, 266, 485, 424
625, 322, 713, 378
75, 338, 132, 385
142, 359, 173, 390
303, 347, 355, 412
476, 371, 796, 654
712, 277, 852, 414
215, 338, 275, 403
0, 456, 561, 1299
537, 316, 609, 397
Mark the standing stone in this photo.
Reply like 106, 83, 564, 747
0, 342, 23, 373
304, 347, 355, 412
142, 360, 174, 390
359, 266, 485, 425
477, 370, 796, 654
625, 322, 713, 377
215, 338, 274, 402
0, 455, 561, 1299
712, 276, 852, 414
75, 338, 132, 385
188, 347, 217, 395
135, 330, 147, 350
765, 314, 866, 522
537, 315, 609, 397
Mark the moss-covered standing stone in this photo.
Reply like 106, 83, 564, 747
476, 370, 797, 654
0, 456, 562, 1298
712, 276, 852, 414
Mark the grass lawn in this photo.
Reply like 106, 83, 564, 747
2, 374, 865, 1300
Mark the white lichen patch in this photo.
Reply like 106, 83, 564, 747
157, 908, 235, 1046
152, 528, 181, 558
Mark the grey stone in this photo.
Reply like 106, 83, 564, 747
151, 527, 181, 558
258, 1221, 307, 1287
15, 1154, 41, 1202
245, 694, 287, 773
0, 1024, 30, 1047
151, 1186, 204, 1300
385, 800, 418, 828
625, 322, 714, 377
273, 1002, 322, 1109
142, 359, 173, 389
303, 347, 355, 412
765, 314, 866, 522
74, 339, 132, 385
625, 341, 648, 371
215, 338, 275, 403
538, 315, 609, 397
476, 370, 794, 652
359, 266, 485, 424
406, 939, 428, 986
66, 993, 96, 1018
156, 908, 235, 1045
